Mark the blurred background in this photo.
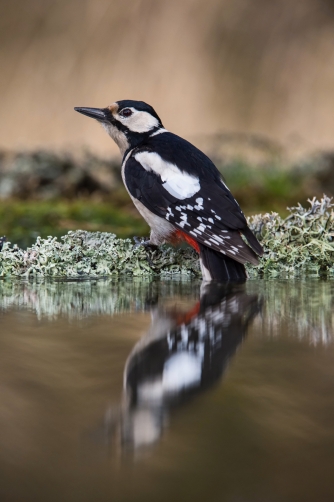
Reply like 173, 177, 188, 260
1, 0, 334, 247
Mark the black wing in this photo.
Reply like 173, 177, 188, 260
124, 150, 263, 265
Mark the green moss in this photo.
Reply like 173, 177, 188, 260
219, 159, 310, 215
0, 197, 149, 248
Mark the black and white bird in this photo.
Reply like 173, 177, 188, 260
74, 100, 263, 281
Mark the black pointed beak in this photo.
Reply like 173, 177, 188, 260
74, 107, 108, 121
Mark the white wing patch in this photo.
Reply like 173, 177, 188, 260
163, 174, 200, 199
135, 151, 201, 200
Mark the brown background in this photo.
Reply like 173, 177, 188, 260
1, 0, 334, 157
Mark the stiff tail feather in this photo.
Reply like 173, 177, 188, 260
199, 244, 247, 282
242, 227, 264, 256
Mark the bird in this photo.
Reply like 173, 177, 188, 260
74, 100, 263, 281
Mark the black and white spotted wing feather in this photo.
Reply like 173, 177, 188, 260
123, 133, 263, 265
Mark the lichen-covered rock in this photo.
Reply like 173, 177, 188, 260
246, 195, 334, 277
1, 196, 333, 278
0, 230, 200, 278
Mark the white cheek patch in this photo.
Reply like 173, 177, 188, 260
135, 151, 200, 200
118, 109, 159, 133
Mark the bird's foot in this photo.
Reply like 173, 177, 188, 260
133, 236, 158, 252
0, 236, 6, 251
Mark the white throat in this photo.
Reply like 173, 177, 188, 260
101, 122, 130, 156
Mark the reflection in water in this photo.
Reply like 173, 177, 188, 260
249, 279, 334, 345
103, 283, 261, 452
1, 279, 334, 501
1, 279, 334, 345
0, 279, 199, 319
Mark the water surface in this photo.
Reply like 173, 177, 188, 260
1, 278, 334, 502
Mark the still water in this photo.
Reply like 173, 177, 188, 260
1, 278, 334, 502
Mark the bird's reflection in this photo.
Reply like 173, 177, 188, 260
102, 282, 261, 453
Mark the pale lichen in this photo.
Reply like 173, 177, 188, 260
246, 195, 334, 277
0, 230, 200, 278
1, 195, 333, 278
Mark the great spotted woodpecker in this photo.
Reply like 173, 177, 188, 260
74, 100, 263, 281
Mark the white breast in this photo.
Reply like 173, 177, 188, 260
101, 122, 130, 155
122, 151, 175, 245
131, 198, 175, 245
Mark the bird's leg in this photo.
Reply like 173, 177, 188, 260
133, 236, 158, 251
133, 236, 147, 248
0, 236, 6, 251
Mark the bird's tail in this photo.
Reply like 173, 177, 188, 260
199, 244, 247, 282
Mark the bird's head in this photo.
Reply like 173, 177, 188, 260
74, 100, 164, 155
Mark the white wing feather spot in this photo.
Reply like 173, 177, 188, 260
135, 151, 200, 200
195, 198, 204, 210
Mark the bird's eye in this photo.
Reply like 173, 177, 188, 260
120, 108, 132, 118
